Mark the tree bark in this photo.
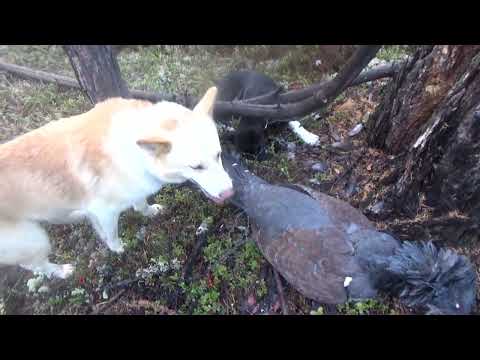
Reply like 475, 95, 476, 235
63, 45, 130, 104
366, 45, 480, 245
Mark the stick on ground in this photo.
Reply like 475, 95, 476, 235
273, 268, 289, 315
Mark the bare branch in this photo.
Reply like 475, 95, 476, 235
1, 45, 395, 122
0, 60, 194, 107
278, 45, 382, 104
0, 60, 81, 89
214, 45, 382, 121
350, 61, 402, 86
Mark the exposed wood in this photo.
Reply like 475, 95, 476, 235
0, 60, 81, 89
366, 45, 480, 245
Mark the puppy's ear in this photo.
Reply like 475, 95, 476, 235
193, 86, 218, 117
137, 136, 172, 156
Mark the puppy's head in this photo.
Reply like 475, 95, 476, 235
234, 120, 268, 160
137, 87, 234, 204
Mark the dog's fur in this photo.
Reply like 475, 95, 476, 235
214, 71, 286, 159
0, 87, 233, 279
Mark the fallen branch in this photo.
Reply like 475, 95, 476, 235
273, 268, 289, 315
0, 46, 398, 123
91, 289, 127, 315
350, 62, 402, 86
0, 60, 194, 107
213, 45, 382, 121
329, 148, 367, 192
182, 218, 213, 283
0, 60, 81, 89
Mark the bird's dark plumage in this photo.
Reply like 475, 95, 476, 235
222, 153, 477, 314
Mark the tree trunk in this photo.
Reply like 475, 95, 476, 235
63, 45, 130, 104
366, 45, 480, 245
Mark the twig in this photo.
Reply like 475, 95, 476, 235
329, 149, 367, 192
273, 268, 288, 315
103, 278, 138, 292
218, 238, 249, 264
182, 221, 212, 283
91, 289, 127, 315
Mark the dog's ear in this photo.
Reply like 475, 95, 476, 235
193, 87, 217, 117
137, 136, 172, 156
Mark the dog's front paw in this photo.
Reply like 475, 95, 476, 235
144, 204, 164, 217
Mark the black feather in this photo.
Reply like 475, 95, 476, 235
382, 241, 477, 312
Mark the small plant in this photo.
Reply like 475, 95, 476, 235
69, 288, 88, 306
377, 45, 411, 62
47, 295, 65, 308
310, 306, 325, 315
337, 299, 390, 315
313, 172, 330, 183
270, 155, 295, 182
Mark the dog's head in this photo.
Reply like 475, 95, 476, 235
136, 87, 234, 204
234, 127, 267, 160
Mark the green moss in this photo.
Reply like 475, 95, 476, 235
337, 299, 391, 315
377, 45, 411, 62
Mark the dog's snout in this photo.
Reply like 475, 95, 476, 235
219, 188, 235, 201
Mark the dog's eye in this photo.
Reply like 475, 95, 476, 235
190, 164, 205, 171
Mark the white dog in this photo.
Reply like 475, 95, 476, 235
0, 87, 233, 279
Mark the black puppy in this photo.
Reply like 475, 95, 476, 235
214, 70, 287, 160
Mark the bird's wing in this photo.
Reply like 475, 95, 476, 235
255, 225, 362, 304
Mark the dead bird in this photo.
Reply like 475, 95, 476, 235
222, 153, 477, 315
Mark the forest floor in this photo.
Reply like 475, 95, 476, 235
0, 45, 477, 315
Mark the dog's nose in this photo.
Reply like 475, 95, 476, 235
219, 188, 235, 201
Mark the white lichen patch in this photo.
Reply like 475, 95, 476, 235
344, 276, 353, 287
171, 258, 181, 271
136, 256, 182, 279
27, 275, 46, 293
71, 288, 86, 297
196, 217, 213, 236
37, 285, 49, 294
